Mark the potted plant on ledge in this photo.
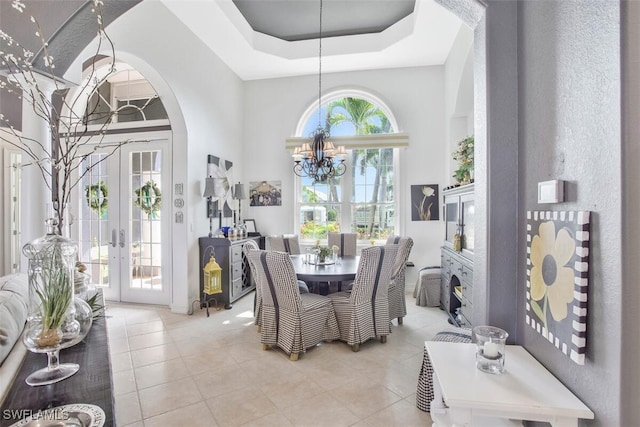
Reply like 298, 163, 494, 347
452, 136, 474, 185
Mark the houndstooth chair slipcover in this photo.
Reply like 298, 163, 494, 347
416, 328, 472, 412
249, 250, 340, 360
328, 233, 358, 257
242, 240, 261, 327
386, 235, 414, 324
328, 245, 398, 350
267, 234, 301, 254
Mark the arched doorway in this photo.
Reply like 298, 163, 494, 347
65, 61, 174, 305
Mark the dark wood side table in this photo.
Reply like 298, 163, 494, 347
0, 316, 114, 426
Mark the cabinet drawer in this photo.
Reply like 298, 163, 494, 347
461, 264, 473, 286
231, 278, 242, 298
441, 292, 450, 312
461, 281, 472, 301
230, 244, 243, 263
460, 296, 472, 325
231, 262, 243, 282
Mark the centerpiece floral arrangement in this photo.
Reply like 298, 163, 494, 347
312, 240, 333, 263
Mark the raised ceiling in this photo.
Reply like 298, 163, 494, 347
161, 0, 463, 81
232, 0, 416, 42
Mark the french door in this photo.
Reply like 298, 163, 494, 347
75, 138, 171, 305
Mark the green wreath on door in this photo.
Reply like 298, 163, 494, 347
84, 181, 108, 218
135, 180, 162, 218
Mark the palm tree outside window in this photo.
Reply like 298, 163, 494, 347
297, 96, 397, 242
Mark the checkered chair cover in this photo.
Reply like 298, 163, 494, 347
249, 250, 340, 360
328, 245, 398, 349
267, 235, 287, 252
328, 233, 357, 257
386, 235, 414, 324
242, 240, 261, 327
416, 328, 472, 412
267, 234, 301, 255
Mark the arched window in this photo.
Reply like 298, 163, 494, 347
294, 91, 403, 243
84, 69, 168, 125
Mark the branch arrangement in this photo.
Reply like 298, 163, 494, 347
0, 0, 128, 234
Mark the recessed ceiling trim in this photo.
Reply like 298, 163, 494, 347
232, 0, 416, 42
161, 0, 463, 81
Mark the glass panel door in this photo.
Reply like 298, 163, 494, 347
76, 139, 170, 305
444, 196, 459, 245
78, 151, 112, 298
461, 194, 475, 252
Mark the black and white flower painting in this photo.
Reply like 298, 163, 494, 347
207, 155, 233, 217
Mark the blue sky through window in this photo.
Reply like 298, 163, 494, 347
300, 104, 392, 201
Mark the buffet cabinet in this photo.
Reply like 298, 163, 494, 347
440, 183, 474, 327
441, 247, 473, 327
198, 236, 264, 309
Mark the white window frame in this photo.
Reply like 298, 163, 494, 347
291, 89, 405, 246
293, 147, 400, 246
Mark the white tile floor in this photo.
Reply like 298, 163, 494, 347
106, 289, 449, 426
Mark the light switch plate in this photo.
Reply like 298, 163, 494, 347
538, 180, 564, 204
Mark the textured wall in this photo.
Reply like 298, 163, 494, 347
517, 2, 622, 425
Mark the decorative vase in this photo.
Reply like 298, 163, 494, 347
22, 217, 82, 386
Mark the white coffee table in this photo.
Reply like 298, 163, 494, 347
425, 342, 594, 427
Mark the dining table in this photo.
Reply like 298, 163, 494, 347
290, 255, 359, 294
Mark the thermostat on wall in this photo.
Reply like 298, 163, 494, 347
537, 180, 564, 204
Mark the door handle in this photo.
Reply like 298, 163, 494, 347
119, 229, 125, 248
110, 229, 117, 247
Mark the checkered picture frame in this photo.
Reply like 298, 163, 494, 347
526, 210, 590, 365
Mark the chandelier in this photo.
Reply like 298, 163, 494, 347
292, 0, 346, 183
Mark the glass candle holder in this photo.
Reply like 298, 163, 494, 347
473, 325, 508, 374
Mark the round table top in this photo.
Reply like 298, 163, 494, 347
290, 255, 359, 282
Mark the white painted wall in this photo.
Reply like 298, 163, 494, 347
63, 1, 245, 312
444, 25, 474, 184
243, 65, 455, 269
45, 1, 475, 310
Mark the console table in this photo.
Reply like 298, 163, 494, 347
0, 315, 113, 426
426, 342, 594, 427
198, 236, 264, 310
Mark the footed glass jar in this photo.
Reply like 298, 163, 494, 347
22, 218, 81, 386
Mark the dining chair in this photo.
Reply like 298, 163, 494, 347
267, 234, 301, 255
242, 240, 262, 330
327, 232, 357, 257
386, 235, 414, 325
248, 250, 340, 360
267, 235, 287, 252
266, 235, 309, 292
284, 235, 302, 255
328, 245, 398, 352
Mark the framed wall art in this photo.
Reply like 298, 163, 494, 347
411, 184, 439, 221
526, 210, 590, 365
249, 181, 282, 207
207, 155, 234, 217
244, 219, 257, 233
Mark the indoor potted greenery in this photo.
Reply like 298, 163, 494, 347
452, 136, 474, 185
312, 242, 333, 263
22, 218, 79, 349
